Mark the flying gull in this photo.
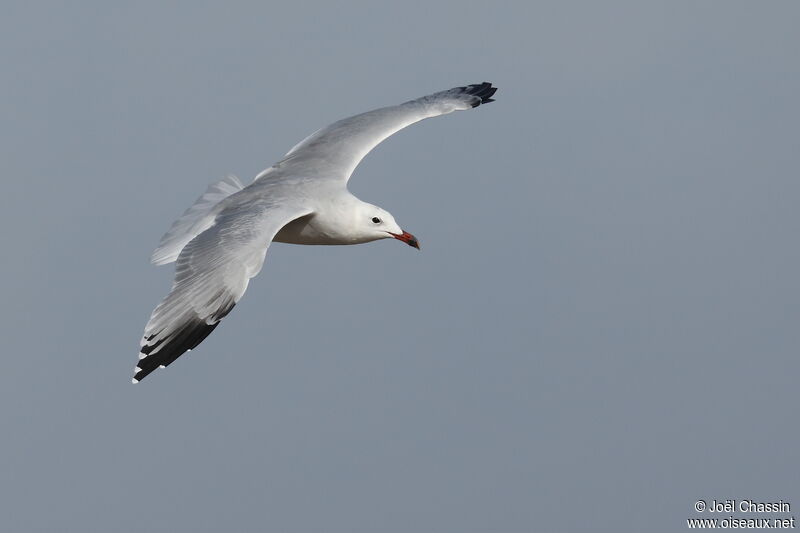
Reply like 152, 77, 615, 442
133, 82, 498, 382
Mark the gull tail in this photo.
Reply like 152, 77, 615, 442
150, 175, 244, 265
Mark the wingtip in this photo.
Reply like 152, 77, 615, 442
464, 82, 498, 107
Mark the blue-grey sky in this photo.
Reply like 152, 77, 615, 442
1, 2, 798, 532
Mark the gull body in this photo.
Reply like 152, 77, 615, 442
271, 190, 405, 246
133, 82, 497, 383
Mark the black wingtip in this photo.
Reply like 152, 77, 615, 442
132, 310, 233, 382
463, 82, 498, 107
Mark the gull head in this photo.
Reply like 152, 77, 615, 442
355, 203, 420, 249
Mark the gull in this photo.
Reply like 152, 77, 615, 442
133, 82, 497, 383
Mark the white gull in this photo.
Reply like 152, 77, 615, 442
133, 82, 498, 383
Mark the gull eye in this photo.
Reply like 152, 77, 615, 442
371, 217, 381, 224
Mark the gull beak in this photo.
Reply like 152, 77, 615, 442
391, 230, 420, 250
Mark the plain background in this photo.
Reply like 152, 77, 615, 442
1, 2, 798, 531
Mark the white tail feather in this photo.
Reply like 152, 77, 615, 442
150, 175, 244, 265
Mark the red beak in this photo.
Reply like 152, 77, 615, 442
391, 230, 420, 250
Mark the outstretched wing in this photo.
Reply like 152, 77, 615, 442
150, 175, 245, 266
133, 201, 313, 383
258, 82, 497, 184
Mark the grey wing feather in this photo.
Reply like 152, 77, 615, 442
134, 200, 313, 382
151, 175, 245, 265
256, 82, 497, 184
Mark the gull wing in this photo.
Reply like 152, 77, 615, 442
134, 201, 313, 383
257, 82, 497, 184
150, 175, 245, 266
